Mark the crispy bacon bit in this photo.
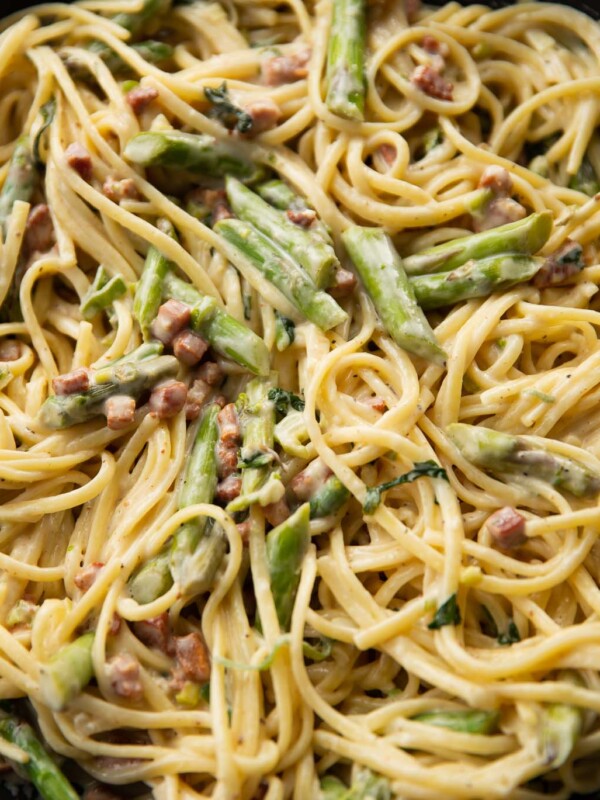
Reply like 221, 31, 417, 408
486, 506, 526, 549
478, 165, 512, 196
52, 367, 91, 396
133, 613, 172, 654
0, 339, 21, 362
102, 176, 141, 203
329, 268, 357, 298
65, 142, 93, 181
378, 143, 397, 166
150, 299, 191, 345
105, 394, 136, 430
106, 654, 143, 701
290, 459, 331, 501
216, 403, 241, 478
173, 632, 211, 682
286, 208, 317, 228
534, 239, 584, 288
25, 204, 54, 254
361, 396, 387, 412
263, 498, 290, 527
126, 86, 159, 114
474, 197, 527, 232
172, 330, 209, 366
74, 562, 104, 592
422, 35, 449, 57
197, 361, 223, 386
411, 65, 453, 101
215, 474, 242, 504
261, 50, 310, 86
244, 98, 282, 135
149, 380, 188, 419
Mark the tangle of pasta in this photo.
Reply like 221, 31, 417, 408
1, 0, 600, 798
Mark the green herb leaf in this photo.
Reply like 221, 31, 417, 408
363, 460, 448, 514
412, 709, 500, 734
428, 593, 461, 630
204, 82, 253, 134
238, 447, 278, 469
275, 312, 295, 351
497, 619, 520, 646
268, 387, 305, 416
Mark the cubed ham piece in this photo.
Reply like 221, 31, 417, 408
150, 299, 191, 345
173, 632, 211, 682
244, 98, 282, 135
474, 197, 527, 232
263, 498, 290, 527
65, 142, 93, 181
105, 395, 136, 430
286, 208, 317, 228
534, 239, 584, 288
74, 562, 104, 592
422, 35, 449, 57
197, 361, 223, 386
329, 268, 357, 298
149, 381, 188, 419
126, 86, 159, 114
172, 330, 209, 366
25, 204, 54, 254
185, 378, 212, 421
102, 177, 141, 203
52, 367, 91, 396
216, 403, 241, 478
215, 474, 242, 504
486, 506, 526, 549
237, 519, 252, 543
133, 613, 172, 654
106, 654, 143, 701
289, 459, 332, 501
478, 165, 513, 196
410, 65, 454, 101
0, 339, 21, 361
212, 199, 233, 224
261, 50, 310, 85
378, 143, 397, 166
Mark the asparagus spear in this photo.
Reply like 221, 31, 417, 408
411, 709, 500, 734
0, 137, 37, 236
342, 226, 446, 365
325, 0, 367, 121
215, 218, 347, 331
226, 176, 338, 286
410, 254, 542, 310
257, 179, 333, 244
162, 272, 270, 375
0, 714, 79, 800
320, 768, 391, 800
266, 502, 310, 630
103, 340, 163, 366
309, 475, 350, 519
39, 355, 179, 429
402, 212, 553, 276
110, 0, 172, 35
447, 423, 600, 498
540, 670, 584, 767
39, 632, 94, 712
133, 218, 176, 340
80, 266, 126, 321
124, 131, 260, 181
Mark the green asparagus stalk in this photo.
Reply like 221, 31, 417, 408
39, 632, 95, 712
309, 475, 350, 519
226, 176, 338, 287
447, 423, 600, 498
410, 254, 542, 310
320, 768, 391, 800
215, 218, 347, 331
39, 355, 179, 429
540, 670, 584, 768
103, 340, 163, 367
162, 272, 270, 375
568, 156, 600, 197
111, 0, 172, 35
411, 709, 500, 734
0, 137, 37, 236
325, 0, 367, 121
266, 502, 310, 630
133, 218, 176, 340
0, 715, 79, 800
80, 266, 127, 321
402, 212, 553, 276
124, 130, 261, 182
128, 548, 172, 604
257, 179, 332, 244
342, 226, 446, 365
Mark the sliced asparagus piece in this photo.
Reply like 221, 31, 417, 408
403, 212, 553, 275
274, 312, 295, 351
81, 266, 126, 320
411, 709, 500, 734
342, 226, 446, 365
215, 218, 347, 331
103, 340, 163, 367
226, 176, 338, 287
124, 131, 260, 181
257, 179, 332, 244
162, 272, 270, 375
0, 714, 79, 800
447, 423, 600, 498
325, 0, 367, 121
39, 632, 94, 712
133, 218, 176, 340
309, 475, 350, 519
320, 767, 391, 799
266, 502, 310, 630
128, 548, 172, 605
39, 355, 179, 429
540, 670, 584, 768
0, 137, 37, 236
410, 254, 542, 310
